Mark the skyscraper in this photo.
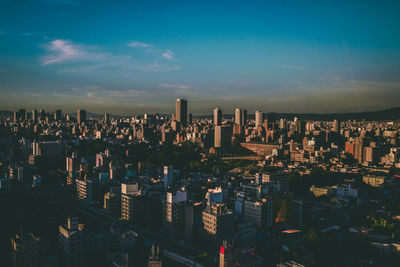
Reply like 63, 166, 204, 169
235, 108, 242, 125
255, 110, 263, 127
54, 109, 62, 121
235, 108, 247, 126
32, 109, 37, 121
214, 107, 222, 126
104, 113, 109, 122
241, 109, 247, 126
77, 109, 86, 124
175, 98, 188, 126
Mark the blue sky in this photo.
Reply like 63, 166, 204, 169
1, 0, 400, 115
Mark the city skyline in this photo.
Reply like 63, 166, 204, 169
1, 1, 400, 114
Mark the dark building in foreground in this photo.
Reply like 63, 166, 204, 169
11, 233, 41, 267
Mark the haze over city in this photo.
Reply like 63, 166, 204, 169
1, 0, 400, 114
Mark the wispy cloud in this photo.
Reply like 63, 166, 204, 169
127, 41, 153, 48
42, 39, 90, 65
23, 92, 42, 97
127, 40, 176, 61
160, 83, 190, 90
133, 61, 181, 72
162, 49, 174, 60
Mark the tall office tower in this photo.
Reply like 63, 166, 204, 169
54, 109, 62, 121
104, 113, 109, 122
188, 113, 193, 124
296, 119, 306, 136
175, 98, 188, 125
18, 109, 26, 121
332, 119, 340, 132
59, 217, 85, 267
214, 107, 222, 126
39, 109, 46, 120
202, 203, 234, 243
11, 233, 41, 267
234, 108, 242, 125
243, 197, 273, 232
163, 165, 174, 190
32, 109, 37, 121
214, 125, 232, 149
354, 137, 365, 164
77, 109, 86, 124
255, 110, 263, 127
148, 243, 162, 267
165, 190, 193, 242
241, 109, 247, 126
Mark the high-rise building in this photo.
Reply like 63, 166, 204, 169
32, 109, 37, 121
54, 109, 62, 121
241, 109, 247, 126
121, 182, 139, 222
11, 233, 41, 267
18, 109, 26, 121
164, 190, 193, 242
76, 178, 93, 202
214, 125, 232, 149
175, 98, 188, 126
234, 108, 247, 126
332, 119, 340, 132
354, 137, 365, 164
59, 217, 85, 267
214, 107, 222, 126
77, 109, 86, 124
235, 108, 242, 125
243, 197, 273, 232
255, 111, 263, 127
202, 203, 234, 243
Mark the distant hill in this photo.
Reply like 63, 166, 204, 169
1, 107, 400, 121
209, 107, 400, 121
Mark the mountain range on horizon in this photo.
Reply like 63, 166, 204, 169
1, 107, 400, 121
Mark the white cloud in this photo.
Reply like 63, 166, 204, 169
160, 83, 190, 90
127, 41, 153, 48
162, 49, 174, 60
42, 39, 88, 65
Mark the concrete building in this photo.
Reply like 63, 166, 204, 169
77, 109, 86, 124
104, 192, 121, 217
76, 178, 93, 202
175, 98, 188, 126
255, 110, 263, 127
202, 203, 234, 243
164, 190, 193, 242
10, 233, 41, 267
243, 197, 273, 232
214, 107, 222, 126
59, 217, 85, 267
